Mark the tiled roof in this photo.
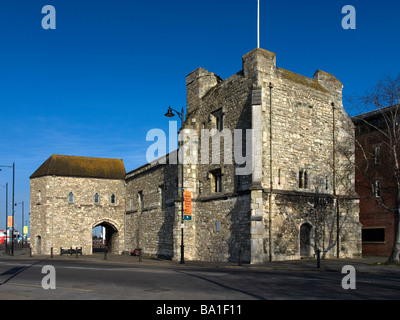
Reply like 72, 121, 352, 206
30, 155, 125, 179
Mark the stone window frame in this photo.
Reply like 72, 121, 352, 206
210, 168, 223, 193
138, 191, 144, 211
278, 169, 281, 186
325, 175, 330, 191
110, 193, 116, 205
201, 122, 207, 137
198, 180, 203, 195
298, 169, 309, 189
94, 193, 100, 205
210, 108, 224, 132
68, 192, 74, 204
158, 185, 165, 208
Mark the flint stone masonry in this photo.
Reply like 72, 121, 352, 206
30, 155, 126, 256
125, 155, 178, 259
30, 48, 362, 263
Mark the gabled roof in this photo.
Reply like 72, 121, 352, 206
30, 155, 126, 180
351, 104, 400, 122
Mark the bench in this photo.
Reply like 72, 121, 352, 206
60, 247, 82, 256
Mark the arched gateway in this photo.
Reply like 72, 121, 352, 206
30, 48, 362, 263
30, 155, 126, 256
92, 220, 120, 254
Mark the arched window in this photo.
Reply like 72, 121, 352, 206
68, 192, 74, 204
110, 194, 116, 204
94, 193, 99, 204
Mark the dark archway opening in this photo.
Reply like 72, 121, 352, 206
36, 235, 41, 255
92, 222, 118, 254
300, 223, 312, 257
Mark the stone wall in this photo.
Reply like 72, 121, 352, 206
184, 67, 254, 262
125, 161, 178, 259
30, 176, 125, 255
240, 48, 361, 261
194, 194, 251, 263
179, 48, 361, 262
30, 48, 362, 263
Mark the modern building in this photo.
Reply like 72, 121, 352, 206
353, 105, 400, 257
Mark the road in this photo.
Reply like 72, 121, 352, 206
0, 256, 399, 301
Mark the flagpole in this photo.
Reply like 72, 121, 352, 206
257, 0, 260, 48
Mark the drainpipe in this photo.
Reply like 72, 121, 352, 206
268, 82, 273, 262
52, 175, 55, 258
332, 102, 340, 259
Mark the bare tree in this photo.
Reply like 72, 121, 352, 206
350, 74, 400, 263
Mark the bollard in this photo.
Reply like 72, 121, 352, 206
316, 249, 321, 269
104, 246, 108, 260
29, 247, 32, 257
139, 249, 142, 262
238, 249, 242, 266
51, 247, 53, 258
76, 247, 78, 259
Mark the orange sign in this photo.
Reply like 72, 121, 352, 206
184, 191, 192, 218
7, 216, 13, 228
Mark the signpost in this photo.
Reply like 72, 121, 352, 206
7, 216, 13, 230
183, 191, 192, 221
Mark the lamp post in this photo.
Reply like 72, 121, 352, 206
15, 201, 24, 246
0, 163, 15, 256
0, 183, 8, 253
164, 106, 185, 264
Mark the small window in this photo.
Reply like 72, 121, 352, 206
362, 228, 385, 243
158, 185, 165, 208
216, 115, 223, 132
299, 169, 308, 189
210, 169, 222, 193
110, 193, 116, 204
138, 191, 144, 211
278, 169, 281, 185
212, 108, 223, 132
374, 179, 382, 198
94, 193, 99, 204
201, 122, 207, 136
68, 192, 74, 204
374, 146, 381, 164
198, 181, 203, 195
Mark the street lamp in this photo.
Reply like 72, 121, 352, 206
0, 183, 8, 253
15, 201, 24, 246
164, 106, 185, 264
0, 163, 15, 256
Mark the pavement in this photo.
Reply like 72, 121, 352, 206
1, 246, 399, 276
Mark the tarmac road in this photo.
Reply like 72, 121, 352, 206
0, 252, 399, 301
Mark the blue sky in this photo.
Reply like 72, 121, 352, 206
0, 0, 399, 232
